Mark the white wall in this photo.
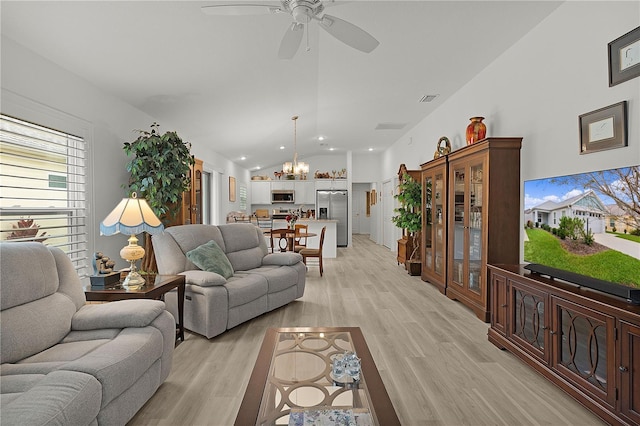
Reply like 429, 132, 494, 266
1, 36, 251, 265
378, 1, 640, 253
352, 151, 382, 183
196, 143, 252, 224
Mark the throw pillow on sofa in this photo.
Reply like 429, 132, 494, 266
186, 240, 234, 279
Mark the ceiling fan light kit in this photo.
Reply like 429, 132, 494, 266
202, 0, 379, 58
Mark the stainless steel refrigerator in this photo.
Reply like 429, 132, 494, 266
316, 190, 348, 247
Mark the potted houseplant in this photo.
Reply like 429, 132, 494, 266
392, 173, 422, 275
123, 122, 195, 271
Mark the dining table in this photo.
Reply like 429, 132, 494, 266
267, 228, 317, 252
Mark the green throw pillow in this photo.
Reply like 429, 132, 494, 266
186, 240, 234, 279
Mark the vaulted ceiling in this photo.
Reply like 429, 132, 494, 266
1, 1, 562, 170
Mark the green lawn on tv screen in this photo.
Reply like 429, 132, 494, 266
524, 228, 640, 287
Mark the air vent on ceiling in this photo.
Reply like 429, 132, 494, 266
375, 122, 407, 130
419, 94, 439, 103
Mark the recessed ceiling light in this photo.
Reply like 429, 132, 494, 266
240, 156, 246, 160
318, 136, 325, 141
329, 147, 335, 151
255, 166, 261, 170
279, 146, 285, 150
368, 148, 373, 151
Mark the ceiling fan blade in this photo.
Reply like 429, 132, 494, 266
201, 4, 282, 16
278, 23, 304, 59
318, 14, 379, 53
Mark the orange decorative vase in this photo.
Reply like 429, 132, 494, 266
466, 117, 486, 145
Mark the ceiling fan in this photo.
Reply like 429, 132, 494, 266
201, 0, 379, 59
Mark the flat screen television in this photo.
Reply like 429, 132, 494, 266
523, 165, 640, 295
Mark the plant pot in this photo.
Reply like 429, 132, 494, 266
407, 260, 421, 276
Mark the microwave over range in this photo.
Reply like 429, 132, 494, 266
271, 190, 295, 203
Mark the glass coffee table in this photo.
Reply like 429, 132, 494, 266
235, 327, 400, 425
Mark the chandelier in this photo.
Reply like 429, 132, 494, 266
283, 115, 309, 178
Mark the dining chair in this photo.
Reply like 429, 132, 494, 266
270, 228, 291, 252
257, 217, 274, 252
293, 224, 308, 252
299, 226, 326, 276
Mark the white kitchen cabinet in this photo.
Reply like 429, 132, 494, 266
294, 181, 316, 205
271, 181, 295, 191
315, 179, 348, 190
251, 181, 271, 204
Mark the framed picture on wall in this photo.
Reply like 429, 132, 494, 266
229, 176, 236, 202
366, 191, 371, 216
579, 101, 627, 154
608, 26, 640, 86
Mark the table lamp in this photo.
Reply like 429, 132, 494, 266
100, 193, 164, 290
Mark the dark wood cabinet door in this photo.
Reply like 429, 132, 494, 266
508, 279, 549, 364
448, 156, 486, 299
420, 158, 447, 291
619, 321, 640, 425
489, 270, 508, 336
551, 296, 616, 409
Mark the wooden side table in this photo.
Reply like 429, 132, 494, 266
84, 274, 185, 342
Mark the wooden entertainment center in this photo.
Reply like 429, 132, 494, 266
488, 264, 640, 425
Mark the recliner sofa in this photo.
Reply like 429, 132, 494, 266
0, 242, 175, 426
152, 223, 306, 339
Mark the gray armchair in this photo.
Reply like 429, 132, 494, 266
0, 242, 175, 426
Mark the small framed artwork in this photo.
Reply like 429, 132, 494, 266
608, 26, 640, 87
366, 191, 371, 216
229, 176, 236, 202
579, 101, 627, 154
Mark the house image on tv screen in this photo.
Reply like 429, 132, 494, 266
525, 190, 607, 233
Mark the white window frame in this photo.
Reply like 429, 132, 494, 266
1, 111, 90, 275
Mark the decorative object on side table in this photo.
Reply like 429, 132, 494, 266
433, 136, 451, 159
100, 193, 164, 290
608, 26, 640, 87
466, 116, 486, 145
579, 101, 627, 154
90, 252, 120, 287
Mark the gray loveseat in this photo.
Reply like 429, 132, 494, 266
0, 242, 175, 426
152, 223, 306, 339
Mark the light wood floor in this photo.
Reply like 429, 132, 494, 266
130, 234, 605, 426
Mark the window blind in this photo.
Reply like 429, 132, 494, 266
0, 114, 88, 275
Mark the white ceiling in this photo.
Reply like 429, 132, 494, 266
1, 0, 562, 170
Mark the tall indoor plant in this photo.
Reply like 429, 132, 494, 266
392, 173, 422, 275
123, 122, 194, 271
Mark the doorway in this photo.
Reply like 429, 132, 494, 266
352, 183, 371, 234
